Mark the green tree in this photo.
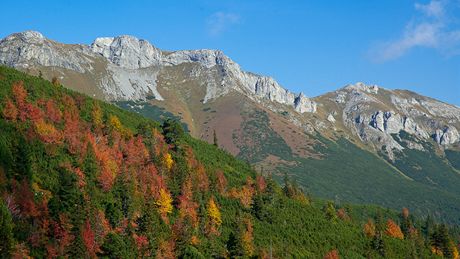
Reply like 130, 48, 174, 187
162, 119, 185, 147
213, 129, 218, 147
227, 232, 243, 258
323, 201, 337, 221
0, 201, 14, 258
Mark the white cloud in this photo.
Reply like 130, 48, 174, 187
206, 12, 240, 36
415, 0, 445, 17
370, 0, 460, 62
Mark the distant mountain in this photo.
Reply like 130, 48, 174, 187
1, 31, 460, 224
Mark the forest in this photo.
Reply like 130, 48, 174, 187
0, 65, 459, 258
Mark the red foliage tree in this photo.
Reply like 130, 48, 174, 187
25, 103, 43, 122
256, 175, 266, 193
63, 110, 84, 154
178, 178, 199, 227
82, 219, 99, 258
45, 99, 62, 123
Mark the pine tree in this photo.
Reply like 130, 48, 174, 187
213, 129, 218, 147
0, 201, 14, 258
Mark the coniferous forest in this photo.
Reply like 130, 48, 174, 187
0, 66, 459, 258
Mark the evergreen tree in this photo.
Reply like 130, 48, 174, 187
213, 129, 218, 147
372, 213, 386, 257
227, 232, 243, 258
162, 119, 185, 146
0, 201, 14, 258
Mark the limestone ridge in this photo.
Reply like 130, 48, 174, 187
327, 82, 460, 158
0, 31, 316, 113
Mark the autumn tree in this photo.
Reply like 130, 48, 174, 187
11, 81, 28, 121
215, 170, 227, 194
206, 197, 222, 235
34, 119, 63, 144
91, 104, 104, 130
2, 98, 18, 121
363, 219, 376, 238
178, 178, 199, 227
324, 249, 340, 259
241, 218, 254, 256
45, 99, 62, 123
255, 175, 266, 193
108, 115, 123, 132
82, 219, 99, 258
385, 219, 404, 239
156, 188, 173, 221
337, 208, 350, 221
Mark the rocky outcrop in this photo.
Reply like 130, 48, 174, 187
434, 126, 459, 146
91, 36, 162, 69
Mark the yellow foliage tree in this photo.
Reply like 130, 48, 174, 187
156, 188, 173, 216
108, 115, 122, 132
207, 197, 222, 226
92, 104, 103, 129
163, 153, 174, 171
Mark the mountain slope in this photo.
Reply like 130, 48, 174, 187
2, 66, 455, 258
1, 31, 460, 225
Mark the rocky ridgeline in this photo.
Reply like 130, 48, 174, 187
330, 83, 460, 157
0, 31, 316, 113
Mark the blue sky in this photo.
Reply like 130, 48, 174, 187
1, 0, 459, 105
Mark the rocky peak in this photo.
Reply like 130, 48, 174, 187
4, 30, 45, 44
344, 82, 379, 94
91, 35, 162, 69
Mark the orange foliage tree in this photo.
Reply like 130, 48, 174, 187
324, 249, 340, 259
385, 219, 404, 239
242, 218, 254, 256
2, 98, 18, 121
363, 219, 376, 238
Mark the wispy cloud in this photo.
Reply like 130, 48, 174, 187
370, 0, 460, 62
206, 12, 240, 36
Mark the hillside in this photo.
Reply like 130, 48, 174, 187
1, 31, 460, 225
2, 66, 460, 258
